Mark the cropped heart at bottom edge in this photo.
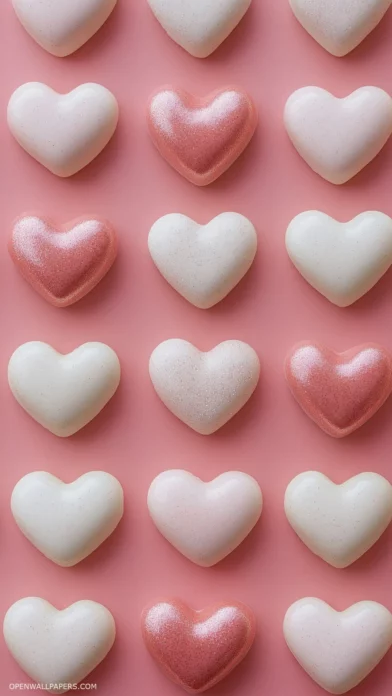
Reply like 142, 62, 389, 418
141, 599, 256, 692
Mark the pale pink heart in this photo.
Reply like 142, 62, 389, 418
284, 598, 392, 694
284, 87, 392, 184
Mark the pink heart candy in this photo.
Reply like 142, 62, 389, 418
285, 341, 392, 438
141, 598, 256, 693
147, 86, 258, 186
9, 215, 117, 307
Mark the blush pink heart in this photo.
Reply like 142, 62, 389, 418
9, 215, 117, 307
141, 599, 256, 693
285, 342, 392, 438
147, 86, 258, 186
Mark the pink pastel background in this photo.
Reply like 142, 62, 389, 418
0, 0, 392, 694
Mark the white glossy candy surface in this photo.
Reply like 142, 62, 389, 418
147, 0, 252, 57
149, 339, 260, 434
286, 211, 392, 306
149, 213, 257, 308
8, 83, 118, 177
4, 598, 115, 695
284, 471, 392, 567
289, 0, 392, 57
12, 0, 117, 57
284, 87, 392, 184
8, 341, 121, 437
148, 470, 262, 566
11, 471, 124, 566
284, 598, 392, 694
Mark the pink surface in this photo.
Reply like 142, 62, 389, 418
0, 1, 392, 695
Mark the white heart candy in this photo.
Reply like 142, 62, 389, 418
149, 339, 260, 434
284, 87, 392, 184
284, 598, 392, 694
286, 211, 392, 306
4, 598, 115, 695
284, 471, 392, 567
289, 0, 392, 56
8, 341, 121, 437
12, 0, 117, 57
148, 213, 257, 309
7, 83, 118, 177
148, 470, 262, 566
11, 471, 124, 566
147, 0, 251, 57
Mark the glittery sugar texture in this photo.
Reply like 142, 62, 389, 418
149, 339, 260, 434
147, 86, 258, 186
141, 599, 256, 693
9, 215, 117, 307
285, 341, 392, 438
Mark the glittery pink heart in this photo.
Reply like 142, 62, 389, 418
285, 341, 392, 438
9, 215, 117, 307
147, 86, 258, 186
141, 599, 256, 693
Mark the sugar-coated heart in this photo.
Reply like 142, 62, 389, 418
148, 87, 257, 186
289, 0, 391, 56
286, 211, 392, 307
147, 0, 251, 57
284, 598, 392, 694
149, 339, 260, 434
12, 0, 117, 57
284, 87, 392, 184
142, 599, 256, 692
10, 215, 117, 307
4, 598, 115, 695
11, 471, 124, 566
8, 83, 118, 177
148, 213, 257, 308
8, 342, 121, 437
285, 471, 392, 567
148, 470, 262, 566
285, 342, 392, 437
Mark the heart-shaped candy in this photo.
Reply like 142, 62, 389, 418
148, 470, 262, 566
149, 339, 260, 434
284, 598, 392, 694
286, 211, 392, 306
142, 599, 256, 692
289, 0, 392, 56
148, 86, 257, 185
8, 341, 121, 437
148, 213, 257, 308
285, 342, 392, 437
4, 598, 115, 695
9, 215, 117, 307
11, 471, 124, 566
284, 87, 392, 184
285, 471, 392, 567
8, 83, 118, 177
147, 0, 251, 57
12, 0, 117, 57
